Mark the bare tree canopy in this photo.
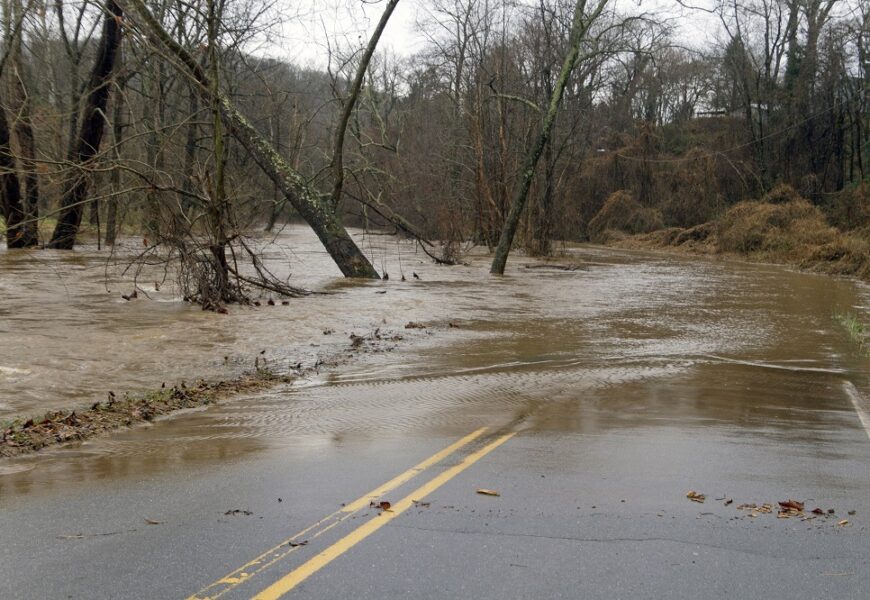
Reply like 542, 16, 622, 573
0, 0, 864, 297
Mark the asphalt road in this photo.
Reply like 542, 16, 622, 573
1, 374, 869, 600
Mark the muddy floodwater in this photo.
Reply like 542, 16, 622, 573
2, 225, 870, 498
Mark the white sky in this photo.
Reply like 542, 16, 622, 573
257, 0, 723, 69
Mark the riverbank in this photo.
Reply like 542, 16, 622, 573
596, 187, 870, 282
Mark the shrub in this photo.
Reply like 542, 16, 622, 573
762, 183, 803, 205
587, 190, 664, 243
717, 198, 836, 256
824, 182, 870, 231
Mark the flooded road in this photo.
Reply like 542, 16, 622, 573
2, 226, 869, 480
2, 227, 870, 598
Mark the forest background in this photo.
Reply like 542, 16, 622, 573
0, 0, 867, 299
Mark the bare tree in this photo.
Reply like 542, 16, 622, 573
491, 0, 611, 274
49, 0, 124, 249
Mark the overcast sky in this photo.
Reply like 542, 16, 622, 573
256, 0, 722, 69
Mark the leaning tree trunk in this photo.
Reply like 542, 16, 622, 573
327, 0, 400, 211
48, 0, 123, 249
122, 0, 379, 278
491, 0, 606, 275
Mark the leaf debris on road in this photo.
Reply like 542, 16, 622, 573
686, 491, 705, 503
692, 494, 855, 525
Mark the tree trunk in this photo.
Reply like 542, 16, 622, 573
531, 65, 556, 257
328, 0, 400, 211
181, 81, 199, 216
205, 0, 230, 300
105, 73, 126, 246
265, 107, 282, 232
491, 0, 604, 275
531, 135, 555, 256
123, 0, 379, 278
0, 102, 31, 247
48, 0, 123, 249
7, 4, 39, 246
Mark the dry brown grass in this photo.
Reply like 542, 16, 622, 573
800, 235, 870, 279
716, 199, 837, 257
761, 183, 805, 205
826, 183, 870, 231
604, 189, 870, 282
587, 190, 664, 243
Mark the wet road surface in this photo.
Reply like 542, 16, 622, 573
2, 232, 870, 598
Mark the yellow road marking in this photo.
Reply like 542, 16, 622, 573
188, 427, 488, 600
251, 431, 516, 600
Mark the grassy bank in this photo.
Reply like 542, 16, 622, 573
596, 184, 870, 282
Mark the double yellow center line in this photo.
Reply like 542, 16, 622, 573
189, 427, 515, 600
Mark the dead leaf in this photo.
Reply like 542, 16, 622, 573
778, 499, 804, 512
686, 491, 705, 503
811, 508, 825, 515
369, 501, 392, 511
287, 540, 308, 547
144, 518, 163, 525
838, 519, 850, 527
477, 489, 501, 497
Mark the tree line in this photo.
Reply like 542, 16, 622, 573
0, 0, 866, 302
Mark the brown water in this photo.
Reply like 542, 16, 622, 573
2, 225, 870, 495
